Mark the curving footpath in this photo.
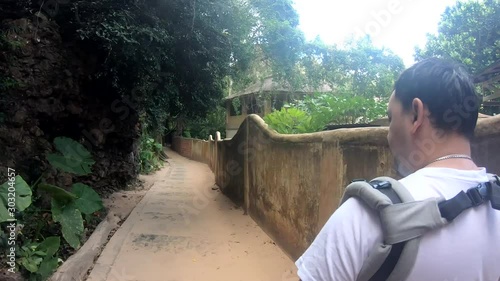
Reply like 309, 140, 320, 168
86, 148, 296, 281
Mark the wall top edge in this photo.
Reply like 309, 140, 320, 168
175, 114, 500, 144
240, 114, 500, 143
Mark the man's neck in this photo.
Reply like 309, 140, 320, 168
417, 133, 478, 170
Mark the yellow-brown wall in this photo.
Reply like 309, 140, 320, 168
172, 114, 500, 260
227, 115, 248, 130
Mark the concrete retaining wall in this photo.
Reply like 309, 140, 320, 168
172, 114, 500, 260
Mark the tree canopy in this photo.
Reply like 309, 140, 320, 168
8, 0, 407, 138
313, 37, 405, 99
414, 0, 499, 114
415, 0, 499, 75
30, 0, 306, 135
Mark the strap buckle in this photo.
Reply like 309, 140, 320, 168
369, 180, 391, 189
466, 187, 484, 207
351, 178, 367, 183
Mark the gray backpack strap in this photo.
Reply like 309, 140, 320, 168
377, 176, 448, 244
374, 177, 447, 281
340, 177, 448, 281
342, 174, 500, 281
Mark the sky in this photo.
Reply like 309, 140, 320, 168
292, 0, 460, 67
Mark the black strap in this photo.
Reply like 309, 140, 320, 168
491, 176, 500, 210
368, 181, 405, 281
438, 180, 500, 222
377, 185, 401, 205
369, 242, 405, 281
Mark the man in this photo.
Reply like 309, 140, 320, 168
295, 58, 500, 281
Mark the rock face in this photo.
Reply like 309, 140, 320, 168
0, 14, 140, 194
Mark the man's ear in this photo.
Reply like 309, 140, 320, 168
411, 98, 425, 133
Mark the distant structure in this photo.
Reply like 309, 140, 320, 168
223, 77, 331, 138
474, 59, 500, 110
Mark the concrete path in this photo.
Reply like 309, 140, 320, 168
87, 148, 297, 281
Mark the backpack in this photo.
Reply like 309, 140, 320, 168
339, 174, 500, 281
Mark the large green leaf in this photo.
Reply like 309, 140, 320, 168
37, 236, 60, 257
20, 257, 40, 273
0, 200, 11, 223
72, 183, 103, 215
38, 256, 59, 280
0, 176, 32, 222
51, 199, 83, 249
39, 183, 78, 204
46, 137, 95, 176
17, 237, 61, 280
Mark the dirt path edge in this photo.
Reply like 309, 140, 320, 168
48, 212, 121, 281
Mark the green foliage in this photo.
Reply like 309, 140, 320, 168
182, 130, 192, 138
139, 133, 164, 174
341, 37, 405, 98
248, 0, 305, 81
264, 93, 387, 134
43, 137, 103, 248
264, 107, 321, 134
0, 31, 25, 51
1, 32, 25, 92
414, 0, 499, 75
51, 199, 84, 250
298, 36, 405, 98
0, 137, 104, 280
414, 0, 499, 114
229, 36, 404, 105
231, 98, 242, 116
17, 237, 61, 280
40, 0, 308, 134
295, 92, 387, 125
38, 184, 78, 205
38, 183, 103, 249
46, 137, 95, 176
0, 77, 21, 91
186, 106, 227, 139
0, 175, 32, 222
72, 183, 104, 215
262, 37, 399, 134
0, 175, 101, 279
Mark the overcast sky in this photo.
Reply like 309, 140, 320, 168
292, 0, 460, 67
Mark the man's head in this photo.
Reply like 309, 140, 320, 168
387, 57, 480, 176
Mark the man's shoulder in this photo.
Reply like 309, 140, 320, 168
397, 167, 490, 200
398, 167, 490, 182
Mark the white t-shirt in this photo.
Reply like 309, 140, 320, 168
295, 167, 500, 281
